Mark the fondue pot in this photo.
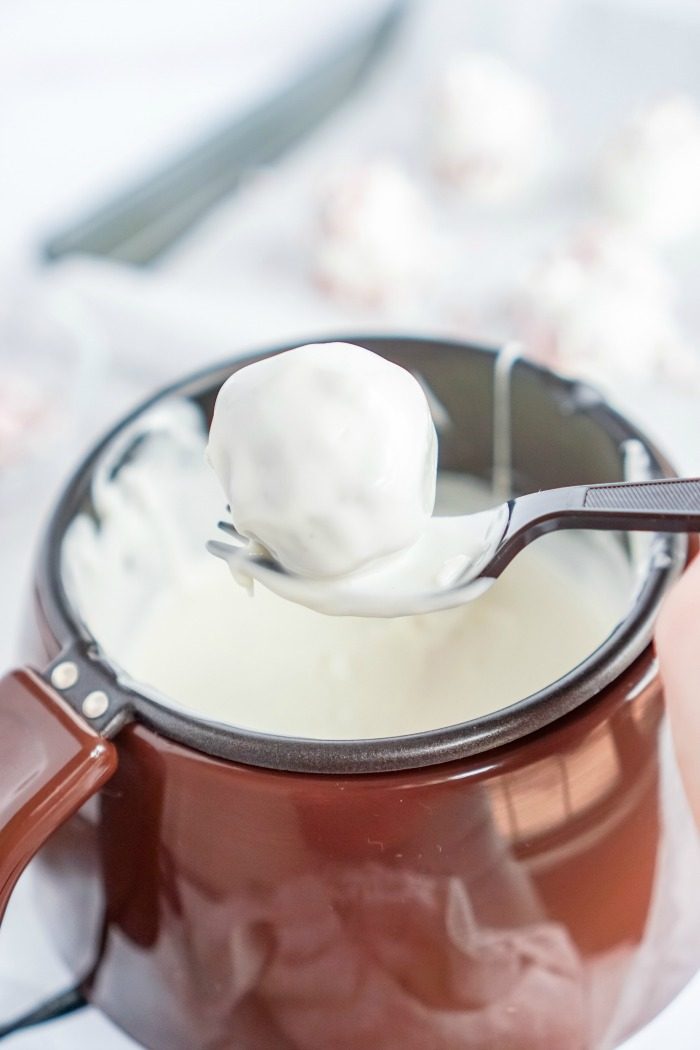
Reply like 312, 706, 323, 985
1, 337, 697, 1049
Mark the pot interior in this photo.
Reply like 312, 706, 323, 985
48, 338, 684, 771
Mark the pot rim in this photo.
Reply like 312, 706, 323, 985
34, 335, 686, 774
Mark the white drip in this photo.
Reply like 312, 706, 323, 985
492, 341, 522, 501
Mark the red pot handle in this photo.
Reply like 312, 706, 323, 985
0, 668, 118, 921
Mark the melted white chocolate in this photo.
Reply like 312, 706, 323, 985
120, 475, 629, 740
206, 342, 438, 582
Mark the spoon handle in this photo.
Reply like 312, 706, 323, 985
583, 477, 700, 521
487, 476, 700, 577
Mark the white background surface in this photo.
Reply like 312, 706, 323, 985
2, 1, 700, 1046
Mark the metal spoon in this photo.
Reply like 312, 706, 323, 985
207, 476, 700, 617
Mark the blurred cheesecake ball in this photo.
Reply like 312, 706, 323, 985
313, 160, 435, 305
516, 226, 692, 383
0, 371, 50, 470
430, 53, 550, 202
599, 95, 700, 242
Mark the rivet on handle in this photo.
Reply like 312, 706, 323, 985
50, 662, 79, 690
82, 691, 110, 719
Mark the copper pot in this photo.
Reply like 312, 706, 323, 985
1, 337, 697, 1049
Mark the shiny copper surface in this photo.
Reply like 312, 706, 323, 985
24, 625, 679, 1049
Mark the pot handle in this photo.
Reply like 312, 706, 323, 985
0, 668, 117, 922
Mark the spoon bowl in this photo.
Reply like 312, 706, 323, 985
208, 476, 700, 617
